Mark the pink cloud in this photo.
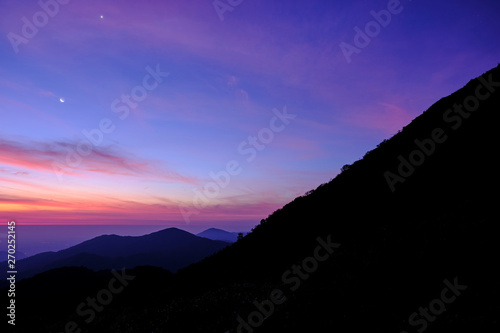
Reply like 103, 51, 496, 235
343, 102, 414, 135
0, 137, 196, 184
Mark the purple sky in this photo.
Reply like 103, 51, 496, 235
0, 0, 499, 231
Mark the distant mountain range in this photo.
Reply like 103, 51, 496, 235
0, 227, 230, 284
0, 250, 26, 260
197, 228, 247, 243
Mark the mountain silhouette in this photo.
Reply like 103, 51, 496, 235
4, 65, 500, 333
197, 228, 246, 242
0, 227, 229, 284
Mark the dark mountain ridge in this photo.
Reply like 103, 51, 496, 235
0, 227, 229, 284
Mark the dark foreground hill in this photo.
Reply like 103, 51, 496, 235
4, 65, 500, 333
0, 227, 229, 285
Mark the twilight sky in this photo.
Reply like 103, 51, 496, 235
1, 0, 499, 229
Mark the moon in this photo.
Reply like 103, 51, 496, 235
59, 98, 65, 103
